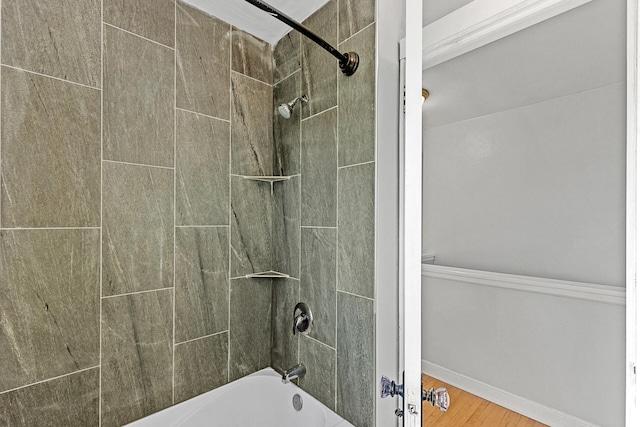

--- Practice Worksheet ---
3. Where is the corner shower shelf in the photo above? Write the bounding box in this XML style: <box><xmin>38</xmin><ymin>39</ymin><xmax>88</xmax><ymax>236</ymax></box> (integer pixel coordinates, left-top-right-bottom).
<box><xmin>242</xmin><ymin>175</ymin><xmax>293</xmax><ymax>194</ymax></box>
<box><xmin>245</xmin><ymin>270</ymin><xmax>290</xmax><ymax>279</ymax></box>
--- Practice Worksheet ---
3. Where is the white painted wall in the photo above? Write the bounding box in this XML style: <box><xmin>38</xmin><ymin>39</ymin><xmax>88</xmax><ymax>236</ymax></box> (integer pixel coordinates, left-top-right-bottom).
<box><xmin>423</xmin><ymin>0</ymin><xmax>473</xmax><ymax>26</ymax></box>
<box><xmin>422</xmin><ymin>273</ymin><xmax>626</xmax><ymax>426</ymax></box>
<box><xmin>375</xmin><ymin>0</ymin><xmax>403</xmax><ymax>424</ymax></box>
<box><xmin>421</xmin><ymin>0</ymin><xmax>627</xmax><ymax>425</ymax></box>
<box><xmin>422</xmin><ymin>0</ymin><xmax>626</xmax><ymax>285</ymax></box>
<box><xmin>424</xmin><ymin>84</ymin><xmax>626</xmax><ymax>286</ymax></box>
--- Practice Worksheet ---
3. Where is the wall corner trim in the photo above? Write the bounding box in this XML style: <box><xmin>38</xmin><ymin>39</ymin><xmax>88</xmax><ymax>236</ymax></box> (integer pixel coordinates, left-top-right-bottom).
<box><xmin>399</xmin><ymin>0</ymin><xmax>591</xmax><ymax>66</ymax></box>
<box><xmin>421</xmin><ymin>264</ymin><xmax>626</xmax><ymax>305</ymax></box>
<box><xmin>421</xmin><ymin>360</ymin><xmax>601</xmax><ymax>427</ymax></box>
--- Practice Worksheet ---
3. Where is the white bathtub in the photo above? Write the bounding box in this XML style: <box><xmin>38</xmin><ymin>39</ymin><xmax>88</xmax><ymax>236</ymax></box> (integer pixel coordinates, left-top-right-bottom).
<box><xmin>127</xmin><ymin>368</ymin><xmax>354</xmax><ymax>427</ymax></box>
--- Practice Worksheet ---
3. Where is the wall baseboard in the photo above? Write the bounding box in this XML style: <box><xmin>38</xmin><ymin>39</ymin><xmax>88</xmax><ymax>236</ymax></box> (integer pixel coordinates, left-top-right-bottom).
<box><xmin>422</xmin><ymin>360</ymin><xmax>600</xmax><ymax>427</ymax></box>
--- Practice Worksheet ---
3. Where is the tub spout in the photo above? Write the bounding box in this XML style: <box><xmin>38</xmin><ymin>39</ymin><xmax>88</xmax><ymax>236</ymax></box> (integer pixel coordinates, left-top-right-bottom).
<box><xmin>282</xmin><ymin>363</ymin><xmax>306</xmax><ymax>383</ymax></box>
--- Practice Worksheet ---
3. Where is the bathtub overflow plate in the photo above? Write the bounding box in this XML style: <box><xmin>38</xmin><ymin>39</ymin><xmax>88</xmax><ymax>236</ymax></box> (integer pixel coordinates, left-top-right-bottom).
<box><xmin>292</xmin><ymin>394</ymin><xmax>303</xmax><ymax>411</ymax></box>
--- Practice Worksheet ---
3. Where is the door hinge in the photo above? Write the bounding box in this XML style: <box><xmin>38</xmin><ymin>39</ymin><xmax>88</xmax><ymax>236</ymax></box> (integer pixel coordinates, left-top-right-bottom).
<box><xmin>403</xmin><ymin>86</ymin><xmax>406</xmax><ymax>113</ymax></box>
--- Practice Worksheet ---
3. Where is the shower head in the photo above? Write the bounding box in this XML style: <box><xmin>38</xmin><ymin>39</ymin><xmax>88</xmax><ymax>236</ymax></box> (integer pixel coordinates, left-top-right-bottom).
<box><xmin>277</xmin><ymin>95</ymin><xmax>308</xmax><ymax>119</ymax></box>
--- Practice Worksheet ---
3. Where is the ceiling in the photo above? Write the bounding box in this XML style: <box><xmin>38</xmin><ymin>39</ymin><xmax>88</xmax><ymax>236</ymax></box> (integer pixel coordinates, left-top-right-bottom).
<box><xmin>423</xmin><ymin>0</ymin><xmax>472</xmax><ymax>26</ymax></box>
<box><xmin>422</xmin><ymin>0</ymin><xmax>626</xmax><ymax>129</ymax></box>
<box><xmin>183</xmin><ymin>0</ymin><xmax>328</xmax><ymax>44</ymax></box>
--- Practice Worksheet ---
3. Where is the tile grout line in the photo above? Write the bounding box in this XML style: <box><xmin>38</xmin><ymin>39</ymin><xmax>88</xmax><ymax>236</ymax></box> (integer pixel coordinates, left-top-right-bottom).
<box><xmin>0</xmin><ymin>227</ymin><xmax>101</xmax><ymax>230</ymax></box>
<box><xmin>0</xmin><ymin>0</ymin><xmax>3</xmax><ymax>231</ymax></box>
<box><xmin>273</xmin><ymin>67</ymin><xmax>301</xmax><ymax>87</ymax></box>
<box><xmin>175</xmin><ymin>224</ymin><xmax>229</xmax><ymax>228</ymax></box>
<box><xmin>175</xmin><ymin>330</ymin><xmax>229</xmax><ymax>346</ymax></box>
<box><xmin>297</xmin><ymin>32</ymin><xmax>303</xmax><ymax>370</ymax></box>
<box><xmin>172</xmin><ymin>0</ymin><xmax>177</xmax><ymax>406</ymax></box>
<box><xmin>103</xmin><ymin>22</ymin><xmax>175</xmax><ymax>51</ymax></box>
<box><xmin>0</xmin><ymin>64</ymin><xmax>100</xmax><ymax>91</ymax></box>
<box><xmin>0</xmin><ymin>0</ymin><xmax>3</xmax><ymax>232</ymax></box>
<box><xmin>102</xmin><ymin>159</ymin><xmax>174</xmax><ymax>170</ymax></box>
<box><xmin>373</xmin><ymin>12</ymin><xmax>379</xmax><ymax>423</ymax></box>
<box><xmin>300</xmin><ymin>105</ymin><xmax>338</xmax><ymax>123</ymax></box>
<box><xmin>227</xmin><ymin>22</ymin><xmax>232</xmax><ymax>385</ymax></box>
<box><xmin>101</xmin><ymin>287</ymin><xmax>174</xmax><ymax>299</ymax></box>
<box><xmin>338</xmin><ymin>160</ymin><xmax>375</xmax><ymax>170</ymax></box>
<box><xmin>305</xmin><ymin>334</ymin><xmax>336</xmax><ymax>352</ymax></box>
<box><xmin>99</xmin><ymin>0</ymin><xmax>104</xmax><ymax>423</ymax></box>
<box><xmin>337</xmin><ymin>289</ymin><xmax>374</xmax><ymax>301</ymax></box>
<box><xmin>335</xmin><ymin>5</ymin><xmax>339</xmax><ymax>411</ymax></box>
<box><xmin>230</xmin><ymin>69</ymin><xmax>273</xmax><ymax>87</ymax></box>
<box><xmin>338</xmin><ymin>21</ymin><xmax>376</xmax><ymax>46</ymax></box>
<box><xmin>0</xmin><ymin>366</ymin><xmax>101</xmax><ymax>396</ymax></box>
<box><xmin>176</xmin><ymin>106</ymin><xmax>230</xmax><ymax>123</ymax></box>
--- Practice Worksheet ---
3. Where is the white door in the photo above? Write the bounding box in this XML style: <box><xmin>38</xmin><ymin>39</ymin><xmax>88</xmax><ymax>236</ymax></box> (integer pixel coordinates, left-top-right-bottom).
<box><xmin>383</xmin><ymin>0</ymin><xmax>425</xmax><ymax>425</ymax></box>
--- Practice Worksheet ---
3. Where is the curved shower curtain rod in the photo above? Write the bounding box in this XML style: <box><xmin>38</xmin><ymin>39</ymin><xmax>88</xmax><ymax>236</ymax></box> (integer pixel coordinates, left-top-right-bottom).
<box><xmin>243</xmin><ymin>0</ymin><xmax>360</xmax><ymax>76</ymax></box>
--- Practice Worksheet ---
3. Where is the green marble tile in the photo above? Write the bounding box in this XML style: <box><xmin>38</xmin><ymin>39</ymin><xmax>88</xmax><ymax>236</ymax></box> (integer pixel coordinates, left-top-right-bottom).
<box><xmin>0</xmin><ymin>229</ymin><xmax>100</xmax><ymax>392</ymax></box>
<box><xmin>273</xmin><ymin>176</ymin><xmax>300</xmax><ymax>278</ymax></box>
<box><xmin>176</xmin><ymin>110</ymin><xmax>229</xmax><ymax>226</ymax></box>
<box><xmin>336</xmin><ymin>292</ymin><xmax>374</xmax><ymax>426</ymax></box>
<box><xmin>301</xmin><ymin>1</ymin><xmax>338</xmax><ymax>118</ymax></box>
<box><xmin>232</xmin><ymin>27</ymin><xmax>273</xmax><ymax>84</ymax></box>
<box><xmin>300</xmin><ymin>337</ymin><xmax>336</xmax><ymax>410</ymax></box>
<box><xmin>231</xmin><ymin>73</ymin><xmax>274</xmax><ymax>176</ymax></box>
<box><xmin>301</xmin><ymin>108</ymin><xmax>337</xmax><ymax>227</ymax></box>
<box><xmin>338</xmin><ymin>162</ymin><xmax>374</xmax><ymax>298</ymax></box>
<box><xmin>229</xmin><ymin>278</ymin><xmax>272</xmax><ymax>381</ymax></box>
<box><xmin>338</xmin><ymin>24</ymin><xmax>376</xmax><ymax>166</ymax></box>
<box><xmin>274</xmin><ymin>71</ymin><xmax>301</xmax><ymax>176</ymax></box>
<box><xmin>175</xmin><ymin>227</ymin><xmax>229</xmax><ymax>343</ymax></box>
<box><xmin>102</xmin><ymin>162</ymin><xmax>174</xmax><ymax>296</ymax></box>
<box><xmin>2</xmin><ymin>0</ymin><xmax>100</xmax><ymax>87</ymax></box>
<box><xmin>1</xmin><ymin>67</ymin><xmax>100</xmax><ymax>228</ymax></box>
<box><xmin>176</xmin><ymin>1</ymin><xmax>230</xmax><ymax>119</ymax></box>
<box><xmin>103</xmin><ymin>25</ymin><xmax>174</xmax><ymax>167</ymax></box>
<box><xmin>0</xmin><ymin>368</ymin><xmax>99</xmax><ymax>426</ymax></box>
<box><xmin>175</xmin><ymin>333</ymin><xmax>229</xmax><ymax>403</ymax></box>
<box><xmin>273</xmin><ymin>32</ymin><xmax>301</xmax><ymax>84</ymax></box>
<box><xmin>230</xmin><ymin>176</ymin><xmax>272</xmax><ymax>277</ymax></box>
<box><xmin>300</xmin><ymin>227</ymin><xmax>336</xmax><ymax>348</ymax></box>
<box><xmin>101</xmin><ymin>290</ymin><xmax>173</xmax><ymax>427</ymax></box>
<box><xmin>104</xmin><ymin>0</ymin><xmax>175</xmax><ymax>47</ymax></box>
<box><xmin>338</xmin><ymin>0</ymin><xmax>375</xmax><ymax>43</ymax></box>
<box><xmin>270</xmin><ymin>278</ymin><xmax>299</xmax><ymax>374</ymax></box>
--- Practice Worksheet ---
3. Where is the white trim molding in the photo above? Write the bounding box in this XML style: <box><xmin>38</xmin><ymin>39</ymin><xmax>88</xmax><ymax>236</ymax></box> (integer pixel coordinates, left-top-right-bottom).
<box><xmin>627</xmin><ymin>0</ymin><xmax>640</xmax><ymax>423</ymax></box>
<box><xmin>422</xmin><ymin>361</ymin><xmax>600</xmax><ymax>427</ymax></box>
<box><xmin>422</xmin><ymin>264</ymin><xmax>625</xmax><ymax>306</ymax></box>
<box><xmin>421</xmin><ymin>253</ymin><xmax>436</xmax><ymax>264</ymax></box>
<box><xmin>400</xmin><ymin>0</ymin><xmax>591</xmax><ymax>67</ymax></box>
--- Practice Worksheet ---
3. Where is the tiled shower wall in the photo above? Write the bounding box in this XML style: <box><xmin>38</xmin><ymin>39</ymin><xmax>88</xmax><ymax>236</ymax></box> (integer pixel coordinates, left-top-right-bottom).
<box><xmin>0</xmin><ymin>0</ymin><xmax>376</xmax><ymax>426</ymax></box>
<box><xmin>270</xmin><ymin>1</ymin><xmax>377</xmax><ymax>426</ymax></box>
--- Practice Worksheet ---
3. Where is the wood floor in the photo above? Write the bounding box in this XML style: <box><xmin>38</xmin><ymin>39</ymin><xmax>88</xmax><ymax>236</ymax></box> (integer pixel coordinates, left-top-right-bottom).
<box><xmin>422</xmin><ymin>375</ymin><xmax>548</xmax><ymax>426</ymax></box>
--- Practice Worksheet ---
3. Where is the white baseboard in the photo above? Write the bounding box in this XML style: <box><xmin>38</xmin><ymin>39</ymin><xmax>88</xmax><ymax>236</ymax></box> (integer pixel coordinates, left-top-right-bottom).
<box><xmin>422</xmin><ymin>360</ymin><xmax>600</xmax><ymax>427</ymax></box>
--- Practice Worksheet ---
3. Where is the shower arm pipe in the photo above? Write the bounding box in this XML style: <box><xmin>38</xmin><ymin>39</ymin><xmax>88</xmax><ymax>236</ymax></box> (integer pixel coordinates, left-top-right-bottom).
<box><xmin>243</xmin><ymin>0</ymin><xmax>360</xmax><ymax>76</ymax></box>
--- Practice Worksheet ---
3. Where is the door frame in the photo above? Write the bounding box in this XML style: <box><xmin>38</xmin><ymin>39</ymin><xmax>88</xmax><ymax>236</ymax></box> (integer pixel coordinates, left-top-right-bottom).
<box><xmin>398</xmin><ymin>0</ymin><xmax>424</xmax><ymax>426</ymax></box>
<box><xmin>400</xmin><ymin>0</ymin><xmax>640</xmax><ymax>424</ymax></box>
<box><xmin>626</xmin><ymin>0</ymin><xmax>639</xmax><ymax>424</ymax></box>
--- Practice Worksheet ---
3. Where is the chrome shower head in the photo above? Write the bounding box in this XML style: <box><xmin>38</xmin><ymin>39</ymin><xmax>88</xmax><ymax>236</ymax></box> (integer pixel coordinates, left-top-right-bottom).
<box><xmin>277</xmin><ymin>95</ymin><xmax>308</xmax><ymax>119</ymax></box>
